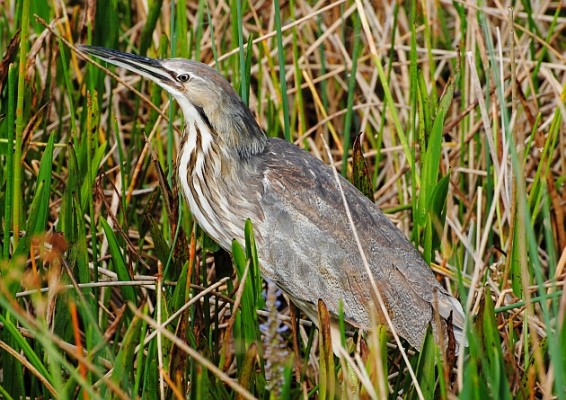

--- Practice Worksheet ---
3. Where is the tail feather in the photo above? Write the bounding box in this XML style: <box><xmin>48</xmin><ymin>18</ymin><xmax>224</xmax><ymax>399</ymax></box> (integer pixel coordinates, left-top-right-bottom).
<box><xmin>438</xmin><ymin>293</ymin><xmax>468</xmax><ymax>347</ymax></box>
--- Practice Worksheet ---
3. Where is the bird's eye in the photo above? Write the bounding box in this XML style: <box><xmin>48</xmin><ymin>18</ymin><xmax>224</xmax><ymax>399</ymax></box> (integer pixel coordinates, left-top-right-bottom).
<box><xmin>177</xmin><ymin>74</ymin><xmax>191</xmax><ymax>82</ymax></box>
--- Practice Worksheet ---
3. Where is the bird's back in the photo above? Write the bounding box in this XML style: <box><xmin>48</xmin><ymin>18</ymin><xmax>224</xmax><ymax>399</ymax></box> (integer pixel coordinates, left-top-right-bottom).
<box><xmin>253</xmin><ymin>138</ymin><xmax>465</xmax><ymax>349</ymax></box>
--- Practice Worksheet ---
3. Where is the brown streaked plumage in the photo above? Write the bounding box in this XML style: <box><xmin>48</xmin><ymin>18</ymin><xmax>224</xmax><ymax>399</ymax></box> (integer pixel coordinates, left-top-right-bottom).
<box><xmin>80</xmin><ymin>45</ymin><xmax>466</xmax><ymax>351</ymax></box>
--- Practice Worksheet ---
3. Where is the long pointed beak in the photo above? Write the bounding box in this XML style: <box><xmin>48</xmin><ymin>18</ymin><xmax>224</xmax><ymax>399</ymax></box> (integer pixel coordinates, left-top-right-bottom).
<box><xmin>78</xmin><ymin>45</ymin><xmax>173</xmax><ymax>85</ymax></box>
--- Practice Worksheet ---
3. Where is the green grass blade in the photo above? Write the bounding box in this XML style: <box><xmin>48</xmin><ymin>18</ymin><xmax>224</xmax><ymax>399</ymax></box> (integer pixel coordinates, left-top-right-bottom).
<box><xmin>417</xmin><ymin>77</ymin><xmax>454</xmax><ymax>230</ymax></box>
<box><xmin>11</xmin><ymin>133</ymin><xmax>55</xmax><ymax>267</ymax></box>
<box><xmin>0</xmin><ymin>312</ymin><xmax>50</xmax><ymax>393</ymax></box>
<box><xmin>409</xmin><ymin>329</ymin><xmax>436</xmax><ymax>399</ymax></box>
<box><xmin>100</xmin><ymin>218</ymin><xmax>137</xmax><ymax>305</ymax></box>
<box><xmin>340</xmin><ymin>12</ymin><xmax>362</xmax><ymax>175</ymax></box>
<box><xmin>3</xmin><ymin>64</ymin><xmax>17</xmax><ymax>258</ymax></box>
<box><xmin>110</xmin><ymin>313</ymin><xmax>143</xmax><ymax>395</ymax></box>
<box><xmin>139</xmin><ymin>0</ymin><xmax>163</xmax><ymax>55</ymax></box>
<box><xmin>273</xmin><ymin>0</ymin><xmax>290</xmax><ymax>141</ymax></box>
<box><xmin>12</xmin><ymin>0</ymin><xmax>31</xmax><ymax>248</ymax></box>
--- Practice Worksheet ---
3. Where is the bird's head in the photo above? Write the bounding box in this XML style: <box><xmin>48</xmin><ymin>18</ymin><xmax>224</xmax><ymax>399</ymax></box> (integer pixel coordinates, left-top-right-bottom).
<box><xmin>79</xmin><ymin>45</ymin><xmax>266</xmax><ymax>159</ymax></box>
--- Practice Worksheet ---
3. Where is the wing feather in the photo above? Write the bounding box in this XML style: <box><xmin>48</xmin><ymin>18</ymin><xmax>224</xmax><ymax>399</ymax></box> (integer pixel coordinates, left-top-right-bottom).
<box><xmin>252</xmin><ymin>138</ymin><xmax>465</xmax><ymax>348</ymax></box>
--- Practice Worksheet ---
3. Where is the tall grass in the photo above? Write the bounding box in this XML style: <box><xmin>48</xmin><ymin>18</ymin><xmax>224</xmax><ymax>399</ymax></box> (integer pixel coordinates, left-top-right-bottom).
<box><xmin>0</xmin><ymin>0</ymin><xmax>564</xmax><ymax>398</ymax></box>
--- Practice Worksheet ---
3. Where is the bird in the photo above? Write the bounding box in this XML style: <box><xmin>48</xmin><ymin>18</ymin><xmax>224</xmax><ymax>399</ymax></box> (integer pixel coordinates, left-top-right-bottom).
<box><xmin>79</xmin><ymin>45</ymin><xmax>466</xmax><ymax>353</ymax></box>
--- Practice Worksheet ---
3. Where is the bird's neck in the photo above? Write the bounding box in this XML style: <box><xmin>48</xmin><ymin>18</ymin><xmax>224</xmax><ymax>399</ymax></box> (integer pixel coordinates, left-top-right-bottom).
<box><xmin>175</xmin><ymin>102</ymin><xmax>265</xmax><ymax>249</ymax></box>
<box><xmin>208</xmin><ymin>100</ymin><xmax>268</xmax><ymax>160</ymax></box>
<box><xmin>178</xmin><ymin>100</ymin><xmax>266</xmax><ymax>164</ymax></box>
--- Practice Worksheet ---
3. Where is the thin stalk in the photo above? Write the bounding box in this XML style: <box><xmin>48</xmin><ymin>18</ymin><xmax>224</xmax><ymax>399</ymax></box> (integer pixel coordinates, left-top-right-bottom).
<box><xmin>13</xmin><ymin>0</ymin><xmax>31</xmax><ymax>247</ymax></box>
<box><xmin>168</xmin><ymin>0</ymin><xmax>177</xmax><ymax>185</ymax></box>
<box><xmin>290</xmin><ymin>0</ymin><xmax>306</xmax><ymax>141</ymax></box>
<box><xmin>194</xmin><ymin>0</ymin><xmax>205</xmax><ymax>60</ymax></box>
<box><xmin>86</xmin><ymin>91</ymin><xmax>99</xmax><ymax>290</ymax></box>
<box><xmin>236</xmin><ymin>0</ymin><xmax>248</xmax><ymax>105</ymax></box>
<box><xmin>273</xmin><ymin>0</ymin><xmax>291</xmax><ymax>141</ymax></box>
<box><xmin>340</xmin><ymin>13</ymin><xmax>362</xmax><ymax>175</ymax></box>
<box><xmin>206</xmin><ymin>4</ymin><xmax>219</xmax><ymax>65</ymax></box>
<box><xmin>372</xmin><ymin>2</ymin><xmax>399</xmax><ymax>188</ymax></box>
<box><xmin>4</xmin><ymin>64</ymin><xmax>17</xmax><ymax>258</ymax></box>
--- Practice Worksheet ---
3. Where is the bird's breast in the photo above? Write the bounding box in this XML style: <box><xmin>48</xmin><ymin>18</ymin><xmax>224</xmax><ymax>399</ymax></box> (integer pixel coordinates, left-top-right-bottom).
<box><xmin>176</xmin><ymin>125</ymin><xmax>262</xmax><ymax>251</ymax></box>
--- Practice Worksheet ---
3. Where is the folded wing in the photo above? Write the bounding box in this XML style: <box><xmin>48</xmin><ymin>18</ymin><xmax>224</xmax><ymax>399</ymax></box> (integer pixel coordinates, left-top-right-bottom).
<box><xmin>254</xmin><ymin>138</ymin><xmax>466</xmax><ymax>349</ymax></box>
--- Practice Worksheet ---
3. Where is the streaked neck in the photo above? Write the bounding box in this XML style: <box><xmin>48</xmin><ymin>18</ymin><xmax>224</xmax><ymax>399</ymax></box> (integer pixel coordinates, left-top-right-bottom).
<box><xmin>175</xmin><ymin>99</ymin><xmax>264</xmax><ymax>249</ymax></box>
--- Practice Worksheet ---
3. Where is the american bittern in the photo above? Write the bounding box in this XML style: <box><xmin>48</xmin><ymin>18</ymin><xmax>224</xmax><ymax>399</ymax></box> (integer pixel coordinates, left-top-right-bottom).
<box><xmin>80</xmin><ymin>45</ymin><xmax>466</xmax><ymax>352</ymax></box>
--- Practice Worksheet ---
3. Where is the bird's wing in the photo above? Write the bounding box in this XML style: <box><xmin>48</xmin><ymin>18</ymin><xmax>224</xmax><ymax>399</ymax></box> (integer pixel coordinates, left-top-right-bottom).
<box><xmin>254</xmin><ymin>138</ymin><xmax>464</xmax><ymax>348</ymax></box>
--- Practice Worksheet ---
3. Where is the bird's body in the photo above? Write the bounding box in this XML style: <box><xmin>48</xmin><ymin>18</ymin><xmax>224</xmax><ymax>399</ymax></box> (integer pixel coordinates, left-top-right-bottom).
<box><xmin>81</xmin><ymin>46</ymin><xmax>466</xmax><ymax>350</ymax></box>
